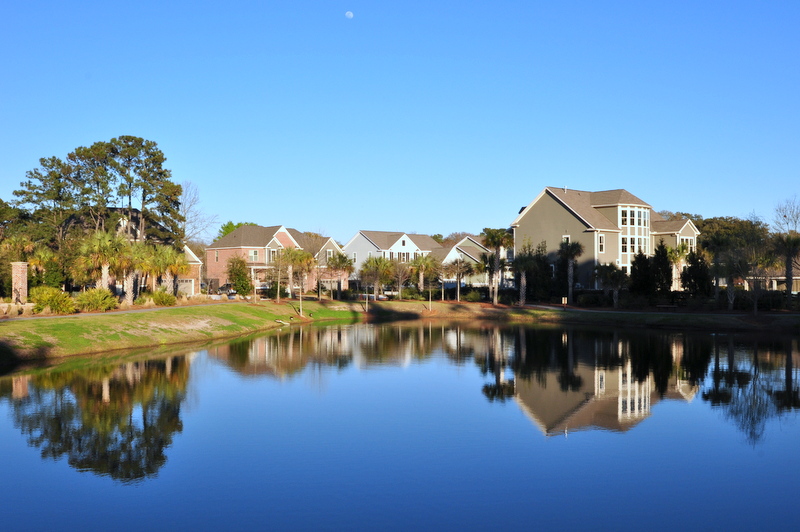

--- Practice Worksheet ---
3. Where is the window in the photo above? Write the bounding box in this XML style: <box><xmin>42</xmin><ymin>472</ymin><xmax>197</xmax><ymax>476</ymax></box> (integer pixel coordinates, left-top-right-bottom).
<box><xmin>249</xmin><ymin>250</ymin><xmax>258</xmax><ymax>262</ymax></box>
<box><xmin>621</xmin><ymin>210</ymin><xmax>628</xmax><ymax>225</ymax></box>
<box><xmin>270</xmin><ymin>249</ymin><xmax>277</xmax><ymax>262</ymax></box>
<box><xmin>402</xmin><ymin>239</ymin><xmax>406</xmax><ymax>246</ymax></box>
<box><xmin>562</xmin><ymin>235</ymin><xmax>570</xmax><ymax>243</ymax></box>
<box><xmin>637</xmin><ymin>210</ymin><xmax>642</xmax><ymax>226</ymax></box>
<box><xmin>599</xmin><ymin>234</ymin><xmax>605</xmax><ymax>253</ymax></box>
<box><xmin>327</xmin><ymin>249</ymin><xmax>334</xmax><ymax>259</ymax></box>
<box><xmin>622</xmin><ymin>237</ymin><xmax>628</xmax><ymax>253</ymax></box>
<box><xmin>215</xmin><ymin>250</ymin><xmax>219</xmax><ymax>263</ymax></box>
<box><xmin>353</xmin><ymin>252</ymin><xmax>357</xmax><ymax>262</ymax></box>
<box><xmin>389</xmin><ymin>252</ymin><xmax>394</xmax><ymax>260</ymax></box>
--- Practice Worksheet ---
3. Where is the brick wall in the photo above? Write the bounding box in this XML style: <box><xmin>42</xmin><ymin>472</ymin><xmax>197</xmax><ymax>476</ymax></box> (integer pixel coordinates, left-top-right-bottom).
<box><xmin>11</xmin><ymin>262</ymin><xmax>28</xmax><ymax>303</ymax></box>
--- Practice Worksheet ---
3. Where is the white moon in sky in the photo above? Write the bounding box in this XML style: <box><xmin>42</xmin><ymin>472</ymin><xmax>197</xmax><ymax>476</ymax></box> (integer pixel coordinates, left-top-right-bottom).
<box><xmin>345</xmin><ymin>11</ymin><xmax>354</xmax><ymax>19</ymax></box>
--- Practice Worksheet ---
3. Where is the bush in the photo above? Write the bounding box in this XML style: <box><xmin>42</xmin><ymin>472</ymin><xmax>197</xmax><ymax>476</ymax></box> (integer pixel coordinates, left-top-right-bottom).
<box><xmin>134</xmin><ymin>295</ymin><xmax>151</xmax><ymax>306</ymax></box>
<box><xmin>401</xmin><ymin>286</ymin><xmax>425</xmax><ymax>301</ymax></box>
<box><xmin>75</xmin><ymin>288</ymin><xmax>118</xmax><ymax>312</ymax></box>
<box><xmin>30</xmin><ymin>286</ymin><xmax>76</xmax><ymax>315</ymax></box>
<box><xmin>152</xmin><ymin>289</ymin><xmax>177</xmax><ymax>307</ymax></box>
<box><xmin>577</xmin><ymin>292</ymin><xmax>610</xmax><ymax>307</ymax></box>
<box><xmin>463</xmin><ymin>290</ymin><xmax>483</xmax><ymax>302</ymax></box>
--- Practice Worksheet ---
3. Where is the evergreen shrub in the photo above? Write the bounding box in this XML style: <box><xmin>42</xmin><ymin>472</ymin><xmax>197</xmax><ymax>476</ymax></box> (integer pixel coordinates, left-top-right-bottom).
<box><xmin>76</xmin><ymin>288</ymin><xmax>118</xmax><ymax>312</ymax></box>
<box><xmin>30</xmin><ymin>286</ymin><xmax>76</xmax><ymax>315</ymax></box>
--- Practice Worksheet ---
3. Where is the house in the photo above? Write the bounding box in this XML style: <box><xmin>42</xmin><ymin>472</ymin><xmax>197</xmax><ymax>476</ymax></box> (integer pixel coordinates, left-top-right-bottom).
<box><xmin>205</xmin><ymin>225</ymin><xmax>346</xmax><ymax>293</ymax></box>
<box><xmin>511</xmin><ymin>187</ymin><xmax>700</xmax><ymax>290</ymax></box>
<box><xmin>110</xmin><ymin>208</ymin><xmax>203</xmax><ymax>295</ymax></box>
<box><xmin>342</xmin><ymin>230</ymin><xmax>443</xmax><ymax>277</ymax></box>
<box><xmin>176</xmin><ymin>246</ymin><xmax>203</xmax><ymax>296</ymax></box>
<box><xmin>431</xmin><ymin>236</ymin><xmax>491</xmax><ymax>287</ymax></box>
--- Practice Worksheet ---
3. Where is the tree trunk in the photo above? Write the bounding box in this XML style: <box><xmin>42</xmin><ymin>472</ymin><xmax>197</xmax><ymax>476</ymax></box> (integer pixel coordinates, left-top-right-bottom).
<box><xmin>613</xmin><ymin>288</ymin><xmax>619</xmax><ymax>308</ymax></box>
<box><xmin>567</xmin><ymin>261</ymin><xmax>574</xmax><ymax>305</ymax></box>
<box><xmin>124</xmin><ymin>271</ymin><xmax>135</xmax><ymax>306</ymax></box>
<box><xmin>101</xmin><ymin>263</ymin><xmax>110</xmax><ymax>291</ymax></box>
<box><xmin>519</xmin><ymin>272</ymin><xmax>527</xmax><ymax>306</ymax></box>
<box><xmin>786</xmin><ymin>256</ymin><xmax>794</xmax><ymax>308</ymax></box>
<box><xmin>287</xmin><ymin>265</ymin><xmax>294</xmax><ymax>299</ymax></box>
<box><xmin>163</xmin><ymin>271</ymin><xmax>174</xmax><ymax>295</ymax></box>
<box><xmin>299</xmin><ymin>273</ymin><xmax>305</xmax><ymax>316</ymax></box>
<box><xmin>727</xmin><ymin>275</ymin><xmax>735</xmax><ymax>311</ymax></box>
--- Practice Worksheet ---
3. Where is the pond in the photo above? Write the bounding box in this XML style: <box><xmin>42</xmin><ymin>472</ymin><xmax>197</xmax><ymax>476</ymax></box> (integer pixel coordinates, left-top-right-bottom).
<box><xmin>1</xmin><ymin>322</ymin><xmax>799</xmax><ymax>530</ymax></box>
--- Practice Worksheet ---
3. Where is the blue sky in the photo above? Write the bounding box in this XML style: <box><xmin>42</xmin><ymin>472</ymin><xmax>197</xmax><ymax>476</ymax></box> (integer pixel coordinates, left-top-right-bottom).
<box><xmin>2</xmin><ymin>1</ymin><xmax>798</xmax><ymax>243</ymax></box>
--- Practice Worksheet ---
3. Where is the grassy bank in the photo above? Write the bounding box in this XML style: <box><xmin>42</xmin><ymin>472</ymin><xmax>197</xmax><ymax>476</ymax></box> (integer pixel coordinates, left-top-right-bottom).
<box><xmin>0</xmin><ymin>300</ymin><xmax>363</xmax><ymax>362</ymax></box>
<box><xmin>2</xmin><ymin>299</ymin><xmax>799</xmax><ymax>369</ymax></box>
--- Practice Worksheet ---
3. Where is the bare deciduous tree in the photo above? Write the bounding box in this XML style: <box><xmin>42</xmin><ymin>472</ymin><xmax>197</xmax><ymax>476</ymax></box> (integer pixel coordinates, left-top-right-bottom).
<box><xmin>179</xmin><ymin>181</ymin><xmax>218</xmax><ymax>244</ymax></box>
<box><xmin>774</xmin><ymin>195</ymin><xmax>800</xmax><ymax>234</ymax></box>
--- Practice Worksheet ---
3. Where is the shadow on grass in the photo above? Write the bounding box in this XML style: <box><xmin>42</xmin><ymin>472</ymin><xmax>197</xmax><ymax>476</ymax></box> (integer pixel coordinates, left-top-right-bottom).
<box><xmin>366</xmin><ymin>303</ymin><xmax>421</xmax><ymax>323</ymax></box>
<box><xmin>0</xmin><ymin>341</ymin><xmax>50</xmax><ymax>376</ymax></box>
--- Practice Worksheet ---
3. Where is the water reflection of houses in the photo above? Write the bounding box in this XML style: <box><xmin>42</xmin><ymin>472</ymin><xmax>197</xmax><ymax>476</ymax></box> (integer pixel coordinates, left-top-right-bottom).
<box><xmin>513</xmin><ymin>331</ymin><xmax>698</xmax><ymax>437</ymax></box>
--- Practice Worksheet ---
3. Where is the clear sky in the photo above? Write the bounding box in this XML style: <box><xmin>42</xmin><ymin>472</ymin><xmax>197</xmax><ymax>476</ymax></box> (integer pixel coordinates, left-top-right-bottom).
<box><xmin>2</xmin><ymin>1</ymin><xmax>798</xmax><ymax>243</ymax></box>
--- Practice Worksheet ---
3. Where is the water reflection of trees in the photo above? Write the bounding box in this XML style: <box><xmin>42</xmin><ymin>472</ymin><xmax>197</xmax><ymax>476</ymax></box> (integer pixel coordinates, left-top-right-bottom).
<box><xmin>701</xmin><ymin>336</ymin><xmax>799</xmax><ymax>444</ymax></box>
<box><xmin>0</xmin><ymin>356</ymin><xmax>189</xmax><ymax>482</ymax></box>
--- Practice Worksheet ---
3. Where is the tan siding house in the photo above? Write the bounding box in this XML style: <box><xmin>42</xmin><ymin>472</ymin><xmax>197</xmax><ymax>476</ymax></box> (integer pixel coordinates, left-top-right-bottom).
<box><xmin>511</xmin><ymin>187</ymin><xmax>700</xmax><ymax>290</ymax></box>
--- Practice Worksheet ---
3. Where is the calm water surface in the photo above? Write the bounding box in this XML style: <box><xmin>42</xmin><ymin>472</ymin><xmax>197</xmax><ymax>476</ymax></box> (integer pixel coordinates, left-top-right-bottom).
<box><xmin>1</xmin><ymin>322</ymin><xmax>799</xmax><ymax>530</ymax></box>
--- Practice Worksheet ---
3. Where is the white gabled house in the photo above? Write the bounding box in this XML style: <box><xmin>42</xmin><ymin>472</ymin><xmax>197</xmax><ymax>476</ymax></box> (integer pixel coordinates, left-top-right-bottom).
<box><xmin>342</xmin><ymin>230</ymin><xmax>443</xmax><ymax>277</ymax></box>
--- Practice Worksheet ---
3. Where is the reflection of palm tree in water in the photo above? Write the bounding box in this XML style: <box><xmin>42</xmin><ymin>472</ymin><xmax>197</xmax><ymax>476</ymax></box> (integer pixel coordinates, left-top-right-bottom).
<box><xmin>557</xmin><ymin>330</ymin><xmax>583</xmax><ymax>392</ymax></box>
<box><xmin>10</xmin><ymin>356</ymin><xmax>188</xmax><ymax>482</ymax></box>
<box><xmin>481</xmin><ymin>327</ymin><xmax>515</xmax><ymax>402</ymax></box>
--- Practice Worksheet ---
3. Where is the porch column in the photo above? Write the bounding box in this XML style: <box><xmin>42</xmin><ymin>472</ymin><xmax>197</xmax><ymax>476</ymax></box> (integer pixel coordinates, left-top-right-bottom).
<box><xmin>11</xmin><ymin>262</ymin><xmax>28</xmax><ymax>304</ymax></box>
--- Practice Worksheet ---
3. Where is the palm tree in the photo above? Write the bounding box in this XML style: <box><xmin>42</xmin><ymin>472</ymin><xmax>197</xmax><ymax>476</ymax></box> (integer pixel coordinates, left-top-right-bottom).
<box><xmin>28</xmin><ymin>245</ymin><xmax>55</xmax><ymax>278</ymax></box>
<box><xmin>360</xmin><ymin>256</ymin><xmax>391</xmax><ymax>310</ymax></box>
<box><xmin>481</xmin><ymin>228</ymin><xmax>513</xmax><ymax>305</ymax></box>
<box><xmin>409</xmin><ymin>254</ymin><xmax>440</xmax><ymax>293</ymax></box>
<box><xmin>286</xmin><ymin>249</ymin><xmax>316</xmax><ymax>316</ymax></box>
<box><xmin>512</xmin><ymin>247</ymin><xmax>535</xmax><ymax>306</ymax></box>
<box><xmin>0</xmin><ymin>235</ymin><xmax>35</xmax><ymax>262</ymax></box>
<box><xmin>116</xmin><ymin>241</ymin><xmax>148</xmax><ymax>305</ymax></box>
<box><xmin>773</xmin><ymin>232</ymin><xmax>800</xmax><ymax>307</ymax></box>
<box><xmin>80</xmin><ymin>231</ymin><xmax>124</xmax><ymax>290</ymax></box>
<box><xmin>595</xmin><ymin>262</ymin><xmax>627</xmax><ymax>308</ymax></box>
<box><xmin>326</xmin><ymin>252</ymin><xmax>354</xmax><ymax>300</ymax></box>
<box><xmin>154</xmin><ymin>245</ymin><xmax>189</xmax><ymax>295</ymax></box>
<box><xmin>558</xmin><ymin>240</ymin><xmax>584</xmax><ymax>305</ymax></box>
<box><xmin>444</xmin><ymin>259</ymin><xmax>474</xmax><ymax>302</ymax></box>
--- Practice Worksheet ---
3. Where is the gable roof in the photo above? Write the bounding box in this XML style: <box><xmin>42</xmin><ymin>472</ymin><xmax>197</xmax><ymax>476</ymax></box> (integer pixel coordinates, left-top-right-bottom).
<box><xmin>287</xmin><ymin>229</ymin><xmax>342</xmax><ymax>257</ymax></box>
<box><xmin>407</xmin><ymin>233</ymin><xmax>443</xmax><ymax>251</ymax></box>
<box><xmin>354</xmin><ymin>230</ymin><xmax>443</xmax><ymax>252</ymax></box>
<box><xmin>512</xmin><ymin>187</ymin><xmax>653</xmax><ymax>232</ymax></box>
<box><xmin>359</xmin><ymin>231</ymin><xmax>405</xmax><ymax>250</ymax></box>
<box><xmin>207</xmin><ymin>225</ymin><xmax>284</xmax><ymax>249</ymax></box>
<box><xmin>651</xmin><ymin>219</ymin><xmax>701</xmax><ymax>236</ymax></box>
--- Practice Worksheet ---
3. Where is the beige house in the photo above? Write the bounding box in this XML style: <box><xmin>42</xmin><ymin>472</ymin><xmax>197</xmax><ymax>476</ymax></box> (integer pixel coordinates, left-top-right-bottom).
<box><xmin>511</xmin><ymin>187</ymin><xmax>700</xmax><ymax>289</ymax></box>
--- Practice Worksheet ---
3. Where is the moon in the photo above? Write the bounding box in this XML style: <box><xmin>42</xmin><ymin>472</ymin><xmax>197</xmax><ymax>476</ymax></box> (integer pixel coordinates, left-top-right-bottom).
<box><xmin>345</xmin><ymin>11</ymin><xmax>354</xmax><ymax>19</ymax></box>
